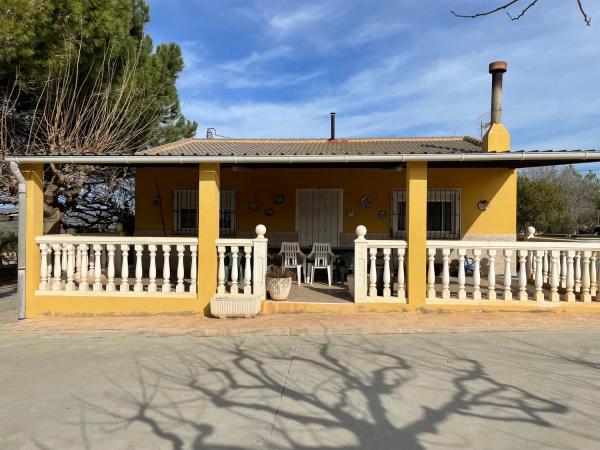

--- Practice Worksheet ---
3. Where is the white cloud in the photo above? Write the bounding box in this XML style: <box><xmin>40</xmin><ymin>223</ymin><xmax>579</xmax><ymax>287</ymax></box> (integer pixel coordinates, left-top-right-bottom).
<box><xmin>269</xmin><ymin>5</ymin><xmax>327</xmax><ymax>34</ymax></box>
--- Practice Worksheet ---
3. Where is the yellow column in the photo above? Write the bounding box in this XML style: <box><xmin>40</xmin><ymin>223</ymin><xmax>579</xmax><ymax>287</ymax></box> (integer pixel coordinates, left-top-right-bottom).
<box><xmin>406</xmin><ymin>161</ymin><xmax>427</xmax><ymax>307</ymax></box>
<box><xmin>197</xmin><ymin>163</ymin><xmax>220</xmax><ymax>316</ymax></box>
<box><xmin>21</xmin><ymin>164</ymin><xmax>44</xmax><ymax>317</ymax></box>
<box><xmin>482</xmin><ymin>123</ymin><xmax>510</xmax><ymax>152</ymax></box>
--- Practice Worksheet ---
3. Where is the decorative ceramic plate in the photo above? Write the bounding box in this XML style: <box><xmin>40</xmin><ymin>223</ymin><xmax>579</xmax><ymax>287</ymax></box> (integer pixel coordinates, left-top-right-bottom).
<box><xmin>273</xmin><ymin>194</ymin><xmax>284</xmax><ymax>205</ymax></box>
<box><xmin>360</xmin><ymin>196</ymin><xmax>373</xmax><ymax>209</ymax></box>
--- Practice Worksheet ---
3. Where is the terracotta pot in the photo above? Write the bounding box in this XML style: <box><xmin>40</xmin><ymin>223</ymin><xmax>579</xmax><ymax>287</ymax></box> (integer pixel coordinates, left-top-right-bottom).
<box><xmin>266</xmin><ymin>276</ymin><xmax>292</xmax><ymax>300</ymax></box>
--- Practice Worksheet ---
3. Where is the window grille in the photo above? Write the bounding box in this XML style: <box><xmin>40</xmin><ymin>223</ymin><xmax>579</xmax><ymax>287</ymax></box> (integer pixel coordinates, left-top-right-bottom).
<box><xmin>172</xmin><ymin>188</ymin><xmax>236</xmax><ymax>236</ymax></box>
<box><xmin>391</xmin><ymin>189</ymin><xmax>461</xmax><ymax>239</ymax></box>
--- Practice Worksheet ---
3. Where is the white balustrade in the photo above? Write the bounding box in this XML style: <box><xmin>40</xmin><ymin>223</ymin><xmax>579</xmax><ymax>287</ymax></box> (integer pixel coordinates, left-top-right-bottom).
<box><xmin>424</xmin><ymin>240</ymin><xmax>600</xmax><ymax>304</ymax></box>
<box><xmin>352</xmin><ymin>227</ymin><xmax>407</xmax><ymax>302</ymax></box>
<box><xmin>35</xmin><ymin>236</ymin><xmax>198</xmax><ymax>295</ymax></box>
<box><xmin>214</xmin><ymin>225</ymin><xmax>268</xmax><ymax>297</ymax></box>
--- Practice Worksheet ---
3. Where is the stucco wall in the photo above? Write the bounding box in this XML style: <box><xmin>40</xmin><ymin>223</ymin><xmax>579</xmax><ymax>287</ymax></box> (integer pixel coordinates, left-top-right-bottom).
<box><xmin>135</xmin><ymin>166</ymin><xmax>516</xmax><ymax>244</ymax></box>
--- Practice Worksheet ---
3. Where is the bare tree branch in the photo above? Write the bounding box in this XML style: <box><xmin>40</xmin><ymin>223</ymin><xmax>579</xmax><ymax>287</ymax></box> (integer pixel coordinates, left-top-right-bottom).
<box><xmin>577</xmin><ymin>0</ymin><xmax>592</xmax><ymax>26</ymax></box>
<box><xmin>507</xmin><ymin>0</ymin><xmax>540</xmax><ymax>21</ymax></box>
<box><xmin>452</xmin><ymin>0</ymin><xmax>592</xmax><ymax>26</ymax></box>
<box><xmin>451</xmin><ymin>0</ymin><xmax>522</xmax><ymax>19</ymax></box>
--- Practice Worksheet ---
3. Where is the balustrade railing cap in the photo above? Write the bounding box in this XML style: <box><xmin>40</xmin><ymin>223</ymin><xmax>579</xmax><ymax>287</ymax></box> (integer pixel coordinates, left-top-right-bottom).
<box><xmin>356</xmin><ymin>225</ymin><xmax>367</xmax><ymax>239</ymax></box>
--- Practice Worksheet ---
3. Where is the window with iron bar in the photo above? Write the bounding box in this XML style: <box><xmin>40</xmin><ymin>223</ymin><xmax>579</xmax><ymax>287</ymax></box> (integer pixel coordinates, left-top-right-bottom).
<box><xmin>172</xmin><ymin>188</ymin><xmax>236</xmax><ymax>236</ymax></box>
<box><xmin>391</xmin><ymin>189</ymin><xmax>461</xmax><ymax>239</ymax></box>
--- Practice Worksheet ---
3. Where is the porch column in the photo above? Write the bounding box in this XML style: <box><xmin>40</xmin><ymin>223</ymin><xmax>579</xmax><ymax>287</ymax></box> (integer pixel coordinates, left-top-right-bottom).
<box><xmin>22</xmin><ymin>164</ymin><xmax>44</xmax><ymax>318</ymax></box>
<box><xmin>197</xmin><ymin>163</ymin><xmax>220</xmax><ymax>316</ymax></box>
<box><xmin>406</xmin><ymin>161</ymin><xmax>427</xmax><ymax>307</ymax></box>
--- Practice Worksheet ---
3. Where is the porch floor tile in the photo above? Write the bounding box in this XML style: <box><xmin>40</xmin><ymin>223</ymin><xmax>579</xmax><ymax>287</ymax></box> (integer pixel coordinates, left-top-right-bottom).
<box><xmin>286</xmin><ymin>282</ymin><xmax>353</xmax><ymax>304</ymax></box>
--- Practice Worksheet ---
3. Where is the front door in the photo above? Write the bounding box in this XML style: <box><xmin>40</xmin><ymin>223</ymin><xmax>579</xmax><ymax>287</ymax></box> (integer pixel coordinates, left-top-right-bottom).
<box><xmin>296</xmin><ymin>189</ymin><xmax>342</xmax><ymax>247</ymax></box>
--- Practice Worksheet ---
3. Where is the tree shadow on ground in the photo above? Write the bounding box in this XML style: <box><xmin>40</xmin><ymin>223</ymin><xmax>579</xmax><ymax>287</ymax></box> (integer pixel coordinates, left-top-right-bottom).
<box><xmin>75</xmin><ymin>336</ymin><xmax>569</xmax><ymax>449</ymax></box>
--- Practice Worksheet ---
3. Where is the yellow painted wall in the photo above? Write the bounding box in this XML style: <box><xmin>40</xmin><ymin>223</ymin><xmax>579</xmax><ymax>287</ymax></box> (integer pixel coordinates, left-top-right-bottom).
<box><xmin>136</xmin><ymin>166</ymin><xmax>517</xmax><ymax>238</ymax></box>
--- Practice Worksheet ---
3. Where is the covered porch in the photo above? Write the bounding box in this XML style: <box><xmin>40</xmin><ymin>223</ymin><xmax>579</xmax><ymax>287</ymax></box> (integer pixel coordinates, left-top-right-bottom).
<box><xmin>11</xmin><ymin>155</ymin><xmax>600</xmax><ymax>318</ymax></box>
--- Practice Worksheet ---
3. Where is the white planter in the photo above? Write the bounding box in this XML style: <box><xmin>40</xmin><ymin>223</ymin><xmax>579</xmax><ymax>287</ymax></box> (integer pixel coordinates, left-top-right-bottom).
<box><xmin>266</xmin><ymin>277</ymin><xmax>292</xmax><ymax>300</ymax></box>
<box><xmin>210</xmin><ymin>294</ymin><xmax>261</xmax><ymax>319</ymax></box>
<box><xmin>347</xmin><ymin>275</ymin><xmax>355</xmax><ymax>298</ymax></box>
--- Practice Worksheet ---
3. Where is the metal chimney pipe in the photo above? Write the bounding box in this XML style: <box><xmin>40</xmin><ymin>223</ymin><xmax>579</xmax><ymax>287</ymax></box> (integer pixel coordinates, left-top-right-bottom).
<box><xmin>330</xmin><ymin>112</ymin><xmax>336</xmax><ymax>140</ymax></box>
<box><xmin>489</xmin><ymin>61</ymin><xmax>507</xmax><ymax>124</ymax></box>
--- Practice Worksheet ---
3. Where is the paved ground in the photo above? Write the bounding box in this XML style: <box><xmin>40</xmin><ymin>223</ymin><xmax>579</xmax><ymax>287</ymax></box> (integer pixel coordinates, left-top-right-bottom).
<box><xmin>0</xmin><ymin>283</ymin><xmax>17</xmax><ymax>324</ymax></box>
<box><xmin>2</xmin><ymin>330</ymin><xmax>600</xmax><ymax>449</ymax></box>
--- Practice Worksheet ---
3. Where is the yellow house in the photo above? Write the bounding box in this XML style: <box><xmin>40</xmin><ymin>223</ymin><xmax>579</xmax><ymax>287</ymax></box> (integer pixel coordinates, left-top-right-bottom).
<box><xmin>7</xmin><ymin>61</ymin><xmax>600</xmax><ymax>318</ymax></box>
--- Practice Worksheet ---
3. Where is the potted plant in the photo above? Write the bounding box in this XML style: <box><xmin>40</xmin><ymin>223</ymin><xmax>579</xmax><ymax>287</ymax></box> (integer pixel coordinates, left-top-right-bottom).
<box><xmin>266</xmin><ymin>267</ymin><xmax>293</xmax><ymax>300</ymax></box>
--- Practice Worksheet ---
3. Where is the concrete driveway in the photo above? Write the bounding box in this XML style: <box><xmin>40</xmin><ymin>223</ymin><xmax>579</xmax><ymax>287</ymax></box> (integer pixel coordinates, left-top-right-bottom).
<box><xmin>0</xmin><ymin>284</ymin><xmax>16</xmax><ymax>324</ymax></box>
<box><xmin>1</xmin><ymin>330</ymin><xmax>600</xmax><ymax>449</ymax></box>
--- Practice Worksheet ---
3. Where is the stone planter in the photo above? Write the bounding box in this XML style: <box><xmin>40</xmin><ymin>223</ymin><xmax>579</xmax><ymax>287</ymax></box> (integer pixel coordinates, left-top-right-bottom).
<box><xmin>266</xmin><ymin>276</ymin><xmax>292</xmax><ymax>300</ymax></box>
<box><xmin>210</xmin><ymin>294</ymin><xmax>261</xmax><ymax>319</ymax></box>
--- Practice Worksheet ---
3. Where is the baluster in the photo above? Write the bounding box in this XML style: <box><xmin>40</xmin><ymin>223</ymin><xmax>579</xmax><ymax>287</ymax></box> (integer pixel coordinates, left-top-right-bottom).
<box><xmin>105</xmin><ymin>244</ymin><xmax>116</xmax><ymax>292</ymax></box>
<box><xmin>590</xmin><ymin>251</ymin><xmax>598</xmax><ymax>297</ymax></box>
<box><xmin>230</xmin><ymin>246</ymin><xmax>239</xmax><ymax>294</ymax></box>
<box><xmin>243</xmin><ymin>245</ymin><xmax>252</xmax><ymax>294</ymax></box>
<box><xmin>542</xmin><ymin>251</ymin><xmax>549</xmax><ymax>284</ymax></box>
<box><xmin>368</xmin><ymin>247</ymin><xmax>377</xmax><ymax>297</ymax></box>
<box><xmin>93</xmin><ymin>244</ymin><xmax>102</xmax><ymax>291</ymax></box>
<box><xmin>581</xmin><ymin>250</ymin><xmax>591</xmax><ymax>302</ymax></box>
<box><xmin>144</xmin><ymin>244</ymin><xmax>156</xmax><ymax>293</ymax></box>
<box><xmin>473</xmin><ymin>249</ymin><xmax>482</xmax><ymax>300</ymax></box>
<box><xmin>79</xmin><ymin>244</ymin><xmax>89</xmax><ymax>291</ymax></box>
<box><xmin>39</xmin><ymin>244</ymin><xmax>48</xmax><ymax>291</ymax></box>
<box><xmin>100</xmin><ymin>246</ymin><xmax>107</xmax><ymax>272</ymax></box>
<box><xmin>65</xmin><ymin>244</ymin><xmax>75</xmax><ymax>291</ymax></box>
<box><xmin>397</xmin><ymin>249</ymin><xmax>405</xmax><ymax>300</ymax></box>
<box><xmin>503</xmin><ymin>249</ymin><xmax>512</xmax><ymax>300</ymax></box>
<box><xmin>46</xmin><ymin>250</ymin><xmax>52</xmax><ymax>283</ymax></box>
<box><xmin>427</xmin><ymin>248</ymin><xmax>436</xmax><ymax>300</ymax></box>
<box><xmin>120</xmin><ymin>244</ymin><xmax>130</xmax><ymax>292</ymax></box>
<box><xmin>176</xmin><ymin>245</ymin><xmax>185</xmax><ymax>293</ymax></box>
<box><xmin>382</xmin><ymin>248</ymin><xmax>391</xmax><ymax>297</ymax></box>
<box><xmin>526</xmin><ymin>250</ymin><xmax>534</xmax><ymax>282</ymax></box>
<box><xmin>134</xmin><ymin>244</ymin><xmax>144</xmax><ymax>293</ymax></box>
<box><xmin>190</xmin><ymin>245</ymin><xmax>198</xmax><ymax>295</ymax></box>
<box><xmin>574</xmin><ymin>251</ymin><xmax>581</xmax><ymax>292</ymax></box>
<box><xmin>457</xmin><ymin>248</ymin><xmax>466</xmax><ymax>299</ymax></box>
<box><xmin>560</xmin><ymin>251</ymin><xmax>567</xmax><ymax>288</ymax></box>
<box><xmin>534</xmin><ymin>250</ymin><xmax>544</xmax><ymax>302</ymax></box>
<box><xmin>61</xmin><ymin>244</ymin><xmax>68</xmax><ymax>274</ymax></box>
<box><xmin>75</xmin><ymin>244</ymin><xmax>82</xmax><ymax>282</ymax></box>
<box><xmin>217</xmin><ymin>246</ymin><xmax>226</xmax><ymax>294</ymax></box>
<box><xmin>441</xmin><ymin>248</ymin><xmax>450</xmax><ymax>299</ymax></box>
<box><xmin>161</xmin><ymin>245</ymin><xmax>171</xmax><ymax>293</ymax></box>
<box><xmin>52</xmin><ymin>243</ymin><xmax>62</xmax><ymax>291</ymax></box>
<box><xmin>550</xmin><ymin>250</ymin><xmax>560</xmax><ymax>302</ymax></box>
<box><xmin>88</xmin><ymin>246</ymin><xmax>95</xmax><ymax>278</ymax></box>
<box><xmin>488</xmin><ymin>249</ymin><xmax>496</xmax><ymax>300</ymax></box>
<box><xmin>518</xmin><ymin>249</ymin><xmax>528</xmax><ymax>301</ymax></box>
<box><xmin>565</xmin><ymin>250</ymin><xmax>575</xmax><ymax>302</ymax></box>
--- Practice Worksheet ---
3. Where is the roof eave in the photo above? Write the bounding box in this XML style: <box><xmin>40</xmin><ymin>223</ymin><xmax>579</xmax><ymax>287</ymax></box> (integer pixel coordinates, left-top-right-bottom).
<box><xmin>4</xmin><ymin>151</ymin><xmax>600</xmax><ymax>166</ymax></box>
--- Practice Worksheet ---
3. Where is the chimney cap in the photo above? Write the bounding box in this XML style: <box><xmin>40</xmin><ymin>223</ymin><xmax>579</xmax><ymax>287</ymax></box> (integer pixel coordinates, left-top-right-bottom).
<box><xmin>489</xmin><ymin>61</ymin><xmax>507</xmax><ymax>74</ymax></box>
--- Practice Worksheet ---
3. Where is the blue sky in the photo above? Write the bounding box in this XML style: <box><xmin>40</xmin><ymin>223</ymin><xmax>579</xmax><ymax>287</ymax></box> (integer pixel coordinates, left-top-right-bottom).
<box><xmin>146</xmin><ymin>0</ymin><xmax>600</xmax><ymax>151</ymax></box>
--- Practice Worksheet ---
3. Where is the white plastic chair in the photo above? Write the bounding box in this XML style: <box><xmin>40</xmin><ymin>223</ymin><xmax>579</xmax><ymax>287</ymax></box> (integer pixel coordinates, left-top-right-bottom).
<box><xmin>278</xmin><ymin>242</ymin><xmax>306</xmax><ymax>285</ymax></box>
<box><xmin>307</xmin><ymin>243</ymin><xmax>336</xmax><ymax>286</ymax></box>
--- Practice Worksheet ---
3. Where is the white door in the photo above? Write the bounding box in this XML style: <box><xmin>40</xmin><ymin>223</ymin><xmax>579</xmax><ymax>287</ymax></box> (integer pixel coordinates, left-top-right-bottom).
<box><xmin>296</xmin><ymin>189</ymin><xmax>342</xmax><ymax>247</ymax></box>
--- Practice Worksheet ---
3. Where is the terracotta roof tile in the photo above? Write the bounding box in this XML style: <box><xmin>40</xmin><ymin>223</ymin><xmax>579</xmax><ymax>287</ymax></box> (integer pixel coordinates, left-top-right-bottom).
<box><xmin>135</xmin><ymin>136</ymin><xmax>483</xmax><ymax>157</ymax></box>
